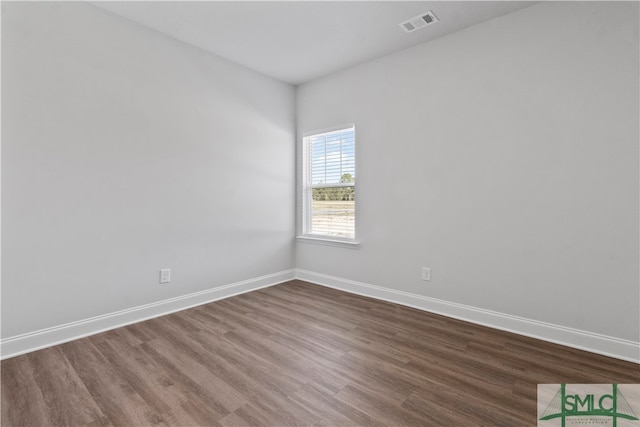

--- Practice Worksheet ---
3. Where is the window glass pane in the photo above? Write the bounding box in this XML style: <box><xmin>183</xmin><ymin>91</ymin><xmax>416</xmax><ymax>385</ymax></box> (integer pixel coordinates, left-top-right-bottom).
<box><xmin>310</xmin><ymin>128</ymin><xmax>355</xmax><ymax>185</ymax></box>
<box><xmin>305</xmin><ymin>126</ymin><xmax>355</xmax><ymax>239</ymax></box>
<box><xmin>311</xmin><ymin>187</ymin><xmax>355</xmax><ymax>239</ymax></box>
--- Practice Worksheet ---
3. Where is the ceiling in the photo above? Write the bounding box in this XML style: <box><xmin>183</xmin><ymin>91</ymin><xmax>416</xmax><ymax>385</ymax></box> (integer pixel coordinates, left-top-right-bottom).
<box><xmin>91</xmin><ymin>1</ymin><xmax>538</xmax><ymax>86</ymax></box>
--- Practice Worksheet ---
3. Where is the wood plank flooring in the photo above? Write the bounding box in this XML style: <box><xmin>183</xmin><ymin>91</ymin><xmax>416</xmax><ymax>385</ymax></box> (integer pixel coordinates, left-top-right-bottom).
<box><xmin>2</xmin><ymin>280</ymin><xmax>638</xmax><ymax>426</ymax></box>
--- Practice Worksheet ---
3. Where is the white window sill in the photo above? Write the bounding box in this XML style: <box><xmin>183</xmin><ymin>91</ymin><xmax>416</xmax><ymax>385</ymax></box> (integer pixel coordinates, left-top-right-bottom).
<box><xmin>296</xmin><ymin>235</ymin><xmax>360</xmax><ymax>249</ymax></box>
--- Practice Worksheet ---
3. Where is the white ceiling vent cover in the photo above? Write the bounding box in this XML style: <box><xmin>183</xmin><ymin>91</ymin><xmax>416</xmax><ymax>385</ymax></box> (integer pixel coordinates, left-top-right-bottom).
<box><xmin>399</xmin><ymin>11</ymin><xmax>439</xmax><ymax>33</ymax></box>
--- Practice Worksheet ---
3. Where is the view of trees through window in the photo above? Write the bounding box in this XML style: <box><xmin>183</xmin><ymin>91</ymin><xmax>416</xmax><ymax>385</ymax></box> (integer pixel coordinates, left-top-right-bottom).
<box><xmin>311</xmin><ymin>173</ymin><xmax>354</xmax><ymax>201</ymax></box>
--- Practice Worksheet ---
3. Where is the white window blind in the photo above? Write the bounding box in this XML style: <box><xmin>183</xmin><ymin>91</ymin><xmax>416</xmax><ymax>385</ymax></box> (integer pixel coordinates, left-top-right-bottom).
<box><xmin>303</xmin><ymin>126</ymin><xmax>355</xmax><ymax>240</ymax></box>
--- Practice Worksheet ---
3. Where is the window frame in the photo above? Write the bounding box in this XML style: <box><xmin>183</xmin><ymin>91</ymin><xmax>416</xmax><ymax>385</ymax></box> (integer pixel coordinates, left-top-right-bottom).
<box><xmin>298</xmin><ymin>124</ymin><xmax>359</xmax><ymax>248</ymax></box>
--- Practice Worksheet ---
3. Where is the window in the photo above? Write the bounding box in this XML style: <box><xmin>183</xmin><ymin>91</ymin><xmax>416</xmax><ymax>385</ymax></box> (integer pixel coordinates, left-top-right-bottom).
<box><xmin>302</xmin><ymin>125</ymin><xmax>356</xmax><ymax>241</ymax></box>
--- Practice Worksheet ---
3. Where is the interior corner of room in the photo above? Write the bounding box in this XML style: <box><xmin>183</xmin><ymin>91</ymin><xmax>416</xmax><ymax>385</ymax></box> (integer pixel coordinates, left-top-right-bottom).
<box><xmin>1</xmin><ymin>0</ymin><xmax>639</xmax><ymax>367</ymax></box>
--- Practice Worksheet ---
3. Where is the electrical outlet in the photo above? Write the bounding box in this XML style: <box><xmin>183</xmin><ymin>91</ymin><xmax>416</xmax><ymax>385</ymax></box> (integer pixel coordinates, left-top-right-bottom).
<box><xmin>160</xmin><ymin>269</ymin><xmax>171</xmax><ymax>284</ymax></box>
<box><xmin>421</xmin><ymin>267</ymin><xmax>431</xmax><ymax>282</ymax></box>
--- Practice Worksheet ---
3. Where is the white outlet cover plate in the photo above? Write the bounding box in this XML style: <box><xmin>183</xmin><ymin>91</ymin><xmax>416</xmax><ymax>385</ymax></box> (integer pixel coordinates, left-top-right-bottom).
<box><xmin>422</xmin><ymin>267</ymin><xmax>431</xmax><ymax>281</ymax></box>
<box><xmin>160</xmin><ymin>269</ymin><xmax>171</xmax><ymax>284</ymax></box>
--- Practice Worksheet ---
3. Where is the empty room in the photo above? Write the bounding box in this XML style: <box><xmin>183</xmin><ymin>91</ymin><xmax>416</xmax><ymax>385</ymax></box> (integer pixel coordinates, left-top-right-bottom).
<box><xmin>2</xmin><ymin>1</ymin><xmax>639</xmax><ymax>426</ymax></box>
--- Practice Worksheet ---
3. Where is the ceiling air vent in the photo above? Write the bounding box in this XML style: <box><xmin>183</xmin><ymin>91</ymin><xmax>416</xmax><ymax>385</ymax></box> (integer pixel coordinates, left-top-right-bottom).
<box><xmin>399</xmin><ymin>11</ymin><xmax>439</xmax><ymax>33</ymax></box>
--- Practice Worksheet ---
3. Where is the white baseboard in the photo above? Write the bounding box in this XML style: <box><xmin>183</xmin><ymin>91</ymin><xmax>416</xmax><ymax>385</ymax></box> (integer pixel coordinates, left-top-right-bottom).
<box><xmin>4</xmin><ymin>268</ymin><xmax>637</xmax><ymax>364</ymax></box>
<box><xmin>0</xmin><ymin>269</ymin><xmax>295</xmax><ymax>360</ymax></box>
<box><xmin>295</xmin><ymin>269</ymin><xmax>640</xmax><ymax>364</ymax></box>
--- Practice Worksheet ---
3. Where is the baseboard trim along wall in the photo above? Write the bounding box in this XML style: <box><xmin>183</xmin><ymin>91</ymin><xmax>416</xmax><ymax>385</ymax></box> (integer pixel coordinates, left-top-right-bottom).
<box><xmin>3</xmin><ymin>268</ymin><xmax>637</xmax><ymax>363</ymax></box>
<box><xmin>295</xmin><ymin>269</ymin><xmax>640</xmax><ymax>364</ymax></box>
<box><xmin>0</xmin><ymin>269</ymin><xmax>296</xmax><ymax>360</ymax></box>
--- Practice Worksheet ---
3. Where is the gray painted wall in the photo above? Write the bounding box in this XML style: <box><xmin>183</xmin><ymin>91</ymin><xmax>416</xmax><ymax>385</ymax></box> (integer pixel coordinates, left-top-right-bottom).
<box><xmin>296</xmin><ymin>1</ymin><xmax>639</xmax><ymax>342</ymax></box>
<box><xmin>2</xmin><ymin>2</ymin><xmax>296</xmax><ymax>338</ymax></box>
<box><xmin>2</xmin><ymin>1</ymin><xmax>638</xmax><ymax>354</ymax></box>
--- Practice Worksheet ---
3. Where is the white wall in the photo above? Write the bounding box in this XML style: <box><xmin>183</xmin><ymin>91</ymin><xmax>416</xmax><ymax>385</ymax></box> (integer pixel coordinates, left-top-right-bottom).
<box><xmin>2</xmin><ymin>2</ymin><xmax>295</xmax><ymax>339</ymax></box>
<box><xmin>2</xmin><ymin>1</ymin><xmax>638</xmax><ymax>361</ymax></box>
<box><xmin>297</xmin><ymin>2</ymin><xmax>639</xmax><ymax>344</ymax></box>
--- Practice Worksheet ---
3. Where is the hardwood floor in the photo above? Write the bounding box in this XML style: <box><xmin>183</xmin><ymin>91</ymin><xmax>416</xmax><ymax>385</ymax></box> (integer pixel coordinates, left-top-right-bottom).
<box><xmin>2</xmin><ymin>280</ymin><xmax>638</xmax><ymax>426</ymax></box>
